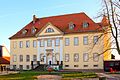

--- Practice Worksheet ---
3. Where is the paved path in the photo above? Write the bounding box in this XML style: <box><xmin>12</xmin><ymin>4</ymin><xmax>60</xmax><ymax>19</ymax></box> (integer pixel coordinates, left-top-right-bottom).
<box><xmin>97</xmin><ymin>73</ymin><xmax>120</xmax><ymax>80</ymax></box>
<box><xmin>0</xmin><ymin>71</ymin><xmax>19</xmax><ymax>75</ymax></box>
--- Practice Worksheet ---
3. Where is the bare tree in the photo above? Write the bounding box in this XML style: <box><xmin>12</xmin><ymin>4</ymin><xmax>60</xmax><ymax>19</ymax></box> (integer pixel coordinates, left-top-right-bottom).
<box><xmin>101</xmin><ymin>0</ymin><xmax>120</xmax><ymax>55</ymax></box>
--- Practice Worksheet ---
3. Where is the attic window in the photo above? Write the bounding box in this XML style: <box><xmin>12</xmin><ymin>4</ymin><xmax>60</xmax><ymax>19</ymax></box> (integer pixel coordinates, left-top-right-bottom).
<box><xmin>83</xmin><ymin>22</ymin><xmax>89</xmax><ymax>28</ymax></box>
<box><xmin>69</xmin><ymin>22</ymin><xmax>75</xmax><ymax>30</ymax></box>
<box><xmin>22</xmin><ymin>29</ymin><xmax>27</xmax><ymax>35</ymax></box>
<box><xmin>32</xmin><ymin>27</ymin><xmax>37</xmax><ymax>34</ymax></box>
<box><xmin>46</xmin><ymin>28</ymin><xmax>54</xmax><ymax>33</ymax></box>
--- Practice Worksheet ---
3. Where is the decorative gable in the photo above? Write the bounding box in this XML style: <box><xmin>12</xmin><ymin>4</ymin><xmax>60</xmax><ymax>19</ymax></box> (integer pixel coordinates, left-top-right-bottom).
<box><xmin>36</xmin><ymin>22</ymin><xmax>63</xmax><ymax>36</ymax></box>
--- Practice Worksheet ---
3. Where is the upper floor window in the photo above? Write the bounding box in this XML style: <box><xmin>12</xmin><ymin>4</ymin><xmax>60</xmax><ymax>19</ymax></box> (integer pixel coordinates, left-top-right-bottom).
<box><xmin>22</xmin><ymin>29</ymin><xmax>27</xmax><ymax>35</ymax></box>
<box><xmin>47</xmin><ymin>39</ymin><xmax>52</xmax><ymax>47</ymax></box>
<box><xmin>74</xmin><ymin>37</ymin><xmax>79</xmax><ymax>46</ymax></box>
<box><xmin>83</xmin><ymin>36</ymin><xmax>88</xmax><ymax>45</ymax></box>
<box><xmin>83</xmin><ymin>22</ymin><xmax>89</xmax><ymax>28</ymax></box>
<box><xmin>13</xmin><ymin>55</ymin><xmax>17</xmax><ymax>62</ymax></box>
<box><xmin>13</xmin><ymin>41</ymin><xmax>17</xmax><ymax>49</ymax></box>
<box><xmin>19</xmin><ymin>41</ymin><xmax>23</xmax><ymax>48</ymax></box>
<box><xmin>93</xmin><ymin>53</ymin><xmax>99</xmax><ymax>62</ymax></box>
<box><xmin>26</xmin><ymin>55</ymin><xmax>30</xmax><ymax>62</ymax></box>
<box><xmin>93</xmin><ymin>36</ymin><xmax>98</xmax><ymax>44</ymax></box>
<box><xmin>39</xmin><ymin>39</ymin><xmax>44</xmax><ymax>47</ymax></box>
<box><xmin>65</xmin><ymin>54</ymin><xmax>69</xmax><ymax>62</ymax></box>
<box><xmin>69</xmin><ymin>22</ymin><xmax>75</xmax><ymax>30</ymax></box>
<box><xmin>33</xmin><ymin>55</ymin><xmax>37</xmax><ymax>61</ymax></box>
<box><xmin>31</xmin><ymin>27</ymin><xmax>37</xmax><ymax>34</ymax></box>
<box><xmin>46</xmin><ymin>28</ymin><xmax>54</xmax><ymax>33</ymax></box>
<box><xmin>65</xmin><ymin>38</ymin><xmax>70</xmax><ymax>46</ymax></box>
<box><xmin>33</xmin><ymin>40</ymin><xmax>37</xmax><ymax>48</ymax></box>
<box><xmin>55</xmin><ymin>38</ymin><xmax>60</xmax><ymax>46</ymax></box>
<box><xmin>83</xmin><ymin>53</ymin><xmax>89</xmax><ymax>62</ymax></box>
<box><xmin>74</xmin><ymin>53</ymin><xmax>79</xmax><ymax>62</ymax></box>
<box><xmin>19</xmin><ymin>55</ymin><xmax>23</xmax><ymax>62</ymax></box>
<box><xmin>26</xmin><ymin>41</ymin><xmax>30</xmax><ymax>48</ymax></box>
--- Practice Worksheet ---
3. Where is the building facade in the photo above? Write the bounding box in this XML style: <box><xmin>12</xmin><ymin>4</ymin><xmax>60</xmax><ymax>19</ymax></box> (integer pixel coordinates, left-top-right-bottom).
<box><xmin>9</xmin><ymin>12</ymin><xmax>109</xmax><ymax>70</ymax></box>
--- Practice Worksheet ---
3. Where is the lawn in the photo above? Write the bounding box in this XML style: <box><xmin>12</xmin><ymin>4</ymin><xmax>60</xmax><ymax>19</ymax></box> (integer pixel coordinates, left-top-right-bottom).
<box><xmin>0</xmin><ymin>71</ymin><xmax>98</xmax><ymax>80</ymax></box>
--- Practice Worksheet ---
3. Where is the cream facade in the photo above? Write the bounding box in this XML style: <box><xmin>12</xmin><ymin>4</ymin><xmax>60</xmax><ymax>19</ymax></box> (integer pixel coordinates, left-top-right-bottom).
<box><xmin>10</xmin><ymin>13</ymin><xmax>108</xmax><ymax>70</ymax></box>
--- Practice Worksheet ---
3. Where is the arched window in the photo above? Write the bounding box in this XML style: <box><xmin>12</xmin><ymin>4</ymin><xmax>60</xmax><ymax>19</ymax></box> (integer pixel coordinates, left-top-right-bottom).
<box><xmin>46</xmin><ymin>28</ymin><xmax>54</xmax><ymax>33</ymax></box>
<box><xmin>31</xmin><ymin>27</ymin><xmax>37</xmax><ymax>34</ymax></box>
<box><xmin>69</xmin><ymin>22</ymin><xmax>75</xmax><ymax>30</ymax></box>
<box><xmin>22</xmin><ymin>29</ymin><xmax>27</xmax><ymax>35</ymax></box>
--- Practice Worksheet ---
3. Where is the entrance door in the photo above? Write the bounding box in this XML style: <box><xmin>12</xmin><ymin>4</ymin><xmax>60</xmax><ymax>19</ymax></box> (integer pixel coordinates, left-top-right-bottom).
<box><xmin>46</xmin><ymin>52</ymin><xmax>53</xmax><ymax>65</ymax></box>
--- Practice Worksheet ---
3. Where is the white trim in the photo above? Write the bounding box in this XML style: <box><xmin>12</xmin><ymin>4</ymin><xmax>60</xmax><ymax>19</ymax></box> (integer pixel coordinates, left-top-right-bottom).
<box><xmin>60</xmin><ymin>39</ymin><xmax>63</xmax><ymax>61</ymax></box>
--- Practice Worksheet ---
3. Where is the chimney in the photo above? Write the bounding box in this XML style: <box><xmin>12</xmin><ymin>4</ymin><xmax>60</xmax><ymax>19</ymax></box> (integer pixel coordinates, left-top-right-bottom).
<box><xmin>101</xmin><ymin>15</ymin><xmax>109</xmax><ymax>26</ymax></box>
<box><xmin>33</xmin><ymin>15</ymin><xmax>37</xmax><ymax>24</ymax></box>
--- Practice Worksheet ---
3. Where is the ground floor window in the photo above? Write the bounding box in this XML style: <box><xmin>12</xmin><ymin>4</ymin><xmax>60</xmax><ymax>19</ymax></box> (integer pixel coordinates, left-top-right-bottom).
<box><xmin>13</xmin><ymin>65</ymin><xmax>16</xmax><ymax>70</ymax></box>
<box><xmin>26</xmin><ymin>65</ymin><xmax>29</xmax><ymax>69</ymax></box>
<box><xmin>19</xmin><ymin>65</ymin><xmax>23</xmax><ymax>70</ymax></box>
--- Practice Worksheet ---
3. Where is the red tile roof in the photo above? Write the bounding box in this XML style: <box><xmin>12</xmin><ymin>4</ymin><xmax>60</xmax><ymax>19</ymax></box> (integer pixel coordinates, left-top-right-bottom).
<box><xmin>9</xmin><ymin>12</ymin><xmax>104</xmax><ymax>39</ymax></box>
<box><xmin>0</xmin><ymin>57</ymin><xmax>10</xmax><ymax>64</ymax></box>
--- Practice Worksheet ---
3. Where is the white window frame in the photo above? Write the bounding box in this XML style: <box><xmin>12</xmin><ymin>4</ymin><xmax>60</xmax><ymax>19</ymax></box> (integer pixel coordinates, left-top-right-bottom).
<box><xmin>33</xmin><ymin>40</ymin><xmax>37</xmax><ymax>48</ymax></box>
<box><xmin>26</xmin><ymin>55</ymin><xmax>30</xmax><ymax>62</ymax></box>
<box><xmin>93</xmin><ymin>36</ymin><xmax>98</xmax><ymax>44</ymax></box>
<box><xmin>65</xmin><ymin>54</ymin><xmax>69</xmax><ymax>62</ymax></box>
<box><xmin>39</xmin><ymin>39</ymin><xmax>44</xmax><ymax>47</ymax></box>
<box><xmin>19</xmin><ymin>41</ymin><xmax>23</xmax><ymax>48</ymax></box>
<box><xmin>65</xmin><ymin>38</ymin><xmax>70</xmax><ymax>46</ymax></box>
<box><xmin>47</xmin><ymin>39</ymin><xmax>52</xmax><ymax>47</ymax></box>
<box><xmin>13</xmin><ymin>41</ymin><xmax>17</xmax><ymax>49</ymax></box>
<box><xmin>83</xmin><ymin>36</ymin><xmax>88</xmax><ymax>45</ymax></box>
<box><xmin>55</xmin><ymin>38</ymin><xmax>60</xmax><ymax>46</ymax></box>
<box><xmin>74</xmin><ymin>53</ymin><xmax>79</xmax><ymax>62</ymax></box>
<box><xmin>93</xmin><ymin>53</ymin><xmax>99</xmax><ymax>62</ymax></box>
<box><xmin>83</xmin><ymin>53</ymin><xmax>89</xmax><ymax>62</ymax></box>
<box><xmin>74</xmin><ymin>37</ymin><xmax>79</xmax><ymax>46</ymax></box>
<box><xmin>13</xmin><ymin>55</ymin><xmax>17</xmax><ymax>62</ymax></box>
<box><xmin>33</xmin><ymin>55</ymin><xmax>37</xmax><ymax>61</ymax></box>
<box><xmin>26</xmin><ymin>40</ymin><xmax>30</xmax><ymax>48</ymax></box>
<box><xmin>19</xmin><ymin>55</ymin><xmax>23</xmax><ymax>62</ymax></box>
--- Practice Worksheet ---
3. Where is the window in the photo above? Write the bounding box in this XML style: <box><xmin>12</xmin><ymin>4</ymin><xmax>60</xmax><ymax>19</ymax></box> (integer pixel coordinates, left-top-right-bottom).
<box><xmin>26</xmin><ymin>41</ymin><xmax>30</xmax><ymax>48</ymax></box>
<box><xmin>26</xmin><ymin>55</ymin><xmax>30</xmax><ymax>62</ymax></box>
<box><xmin>47</xmin><ymin>39</ymin><xmax>52</xmax><ymax>47</ymax></box>
<box><xmin>13</xmin><ymin>55</ymin><xmax>17</xmax><ymax>62</ymax></box>
<box><xmin>13</xmin><ymin>65</ymin><xmax>16</xmax><ymax>70</ymax></box>
<box><xmin>84</xmin><ymin>65</ymin><xmax>88</xmax><ymax>67</ymax></box>
<box><xmin>83</xmin><ymin>36</ymin><xmax>88</xmax><ymax>45</ymax></box>
<box><xmin>55</xmin><ymin>38</ymin><xmax>60</xmax><ymax>46</ymax></box>
<box><xmin>93</xmin><ymin>36</ymin><xmax>98</xmax><ymax>44</ymax></box>
<box><xmin>83</xmin><ymin>53</ymin><xmax>89</xmax><ymax>62</ymax></box>
<box><xmin>39</xmin><ymin>39</ymin><xmax>44</xmax><ymax>47</ymax></box>
<box><xmin>26</xmin><ymin>65</ymin><xmax>30</xmax><ymax>69</ymax></box>
<box><xmin>19</xmin><ymin>55</ymin><xmax>23</xmax><ymax>62</ymax></box>
<box><xmin>93</xmin><ymin>53</ymin><xmax>99</xmax><ymax>62</ymax></box>
<box><xmin>74</xmin><ymin>65</ymin><xmax>79</xmax><ymax>67</ymax></box>
<box><xmin>94</xmin><ymin>65</ymin><xmax>98</xmax><ymax>67</ymax></box>
<box><xmin>65</xmin><ymin>65</ymin><xmax>69</xmax><ymax>67</ymax></box>
<box><xmin>33</xmin><ymin>55</ymin><xmax>37</xmax><ymax>61</ymax></box>
<box><xmin>65</xmin><ymin>38</ymin><xmax>69</xmax><ymax>46</ymax></box>
<box><xmin>32</xmin><ymin>27</ymin><xmax>37</xmax><ymax>34</ymax></box>
<box><xmin>13</xmin><ymin>41</ymin><xmax>17</xmax><ymax>49</ymax></box>
<box><xmin>22</xmin><ymin>29</ymin><xmax>27</xmax><ymax>35</ymax></box>
<box><xmin>33</xmin><ymin>40</ymin><xmax>37</xmax><ymax>48</ymax></box>
<box><xmin>46</xmin><ymin>28</ymin><xmax>54</xmax><ymax>33</ymax></box>
<box><xmin>65</xmin><ymin>54</ymin><xmax>69</xmax><ymax>62</ymax></box>
<box><xmin>74</xmin><ymin>37</ymin><xmax>79</xmax><ymax>46</ymax></box>
<box><xmin>83</xmin><ymin>22</ymin><xmax>89</xmax><ymax>28</ymax></box>
<box><xmin>74</xmin><ymin>53</ymin><xmax>79</xmax><ymax>62</ymax></box>
<box><xmin>40</xmin><ymin>54</ymin><xmax>44</xmax><ymax>62</ymax></box>
<box><xmin>19</xmin><ymin>65</ymin><xmax>23</xmax><ymax>70</ymax></box>
<box><xmin>19</xmin><ymin>41</ymin><xmax>23</xmax><ymax>48</ymax></box>
<box><xmin>69</xmin><ymin>22</ymin><xmax>75</xmax><ymax>30</ymax></box>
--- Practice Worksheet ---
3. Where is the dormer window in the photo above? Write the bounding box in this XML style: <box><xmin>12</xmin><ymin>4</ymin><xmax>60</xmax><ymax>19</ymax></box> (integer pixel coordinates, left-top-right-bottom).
<box><xmin>22</xmin><ymin>29</ymin><xmax>27</xmax><ymax>35</ymax></box>
<box><xmin>32</xmin><ymin>27</ymin><xmax>37</xmax><ymax>34</ymax></box>
<box><xmin>46</xmin><ymin>28</ymin><xmax>54</xmax><ymax>33</ymax></box>
<box><xmin>69</xmin><ymin>22</ymin><xmax>75</xmax><ymax>30</ymax></box>
<box><xmin>83</xmin><ymin>22</ymin><xmax>89</xmax><ymax>28</ymax></box>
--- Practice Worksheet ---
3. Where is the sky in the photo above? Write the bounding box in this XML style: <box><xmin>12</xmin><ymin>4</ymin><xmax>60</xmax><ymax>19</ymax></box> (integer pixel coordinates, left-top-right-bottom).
<box><xmin>0</xmin><ymin>0</ymin><xmax>102</xmax><ymax>50</ymax></box>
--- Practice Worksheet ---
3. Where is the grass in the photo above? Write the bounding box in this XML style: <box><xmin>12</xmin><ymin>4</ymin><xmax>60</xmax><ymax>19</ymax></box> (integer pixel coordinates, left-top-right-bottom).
<box><xmin>0</xmin><ymin>71</ymin><xmax>98</xmax><ymax>80</ymax></box>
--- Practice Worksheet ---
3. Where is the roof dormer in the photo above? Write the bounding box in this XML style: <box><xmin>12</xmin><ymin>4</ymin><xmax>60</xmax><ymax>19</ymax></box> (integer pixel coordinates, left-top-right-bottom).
<box><xmin>69</xmin><ymin>22</ymin><xmax>75</xmax><ymax>30</ymax></box>
<box><xmin>31</xmin><ymin>26</ymin><xmax>37</xmax><ymax>34</ymax></box>
<box><xmin>82</xmin><ymin>21</ymin><xmax>89</xmax><ymax>28</ymax></box>
<box><xmin>46</xmin><ymin>28</ymin><xmax>54</xmax><ymax>33</ymax></box>
<box><xmin>22</xmin><ymin>29</ymin><xmax>28</xmax><ymax>35</ymax></box>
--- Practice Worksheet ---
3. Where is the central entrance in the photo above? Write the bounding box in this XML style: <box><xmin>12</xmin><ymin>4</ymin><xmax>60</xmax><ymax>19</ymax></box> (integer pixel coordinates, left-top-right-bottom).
<box><xmin>46</xmin><ymin>49</ymin><xmax>53</xmax><ymax>65</ymax></box>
